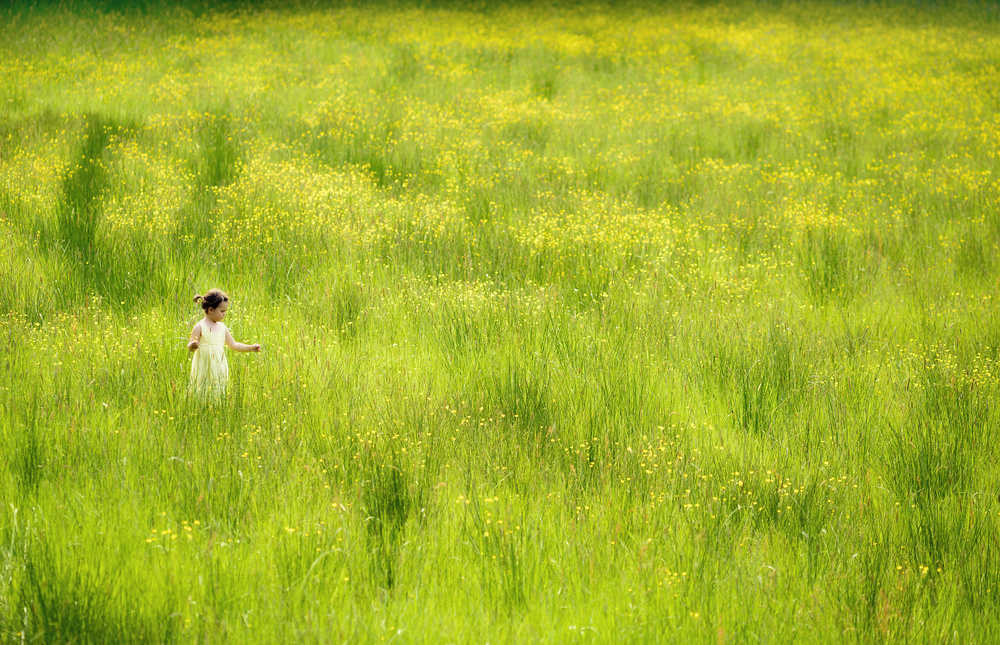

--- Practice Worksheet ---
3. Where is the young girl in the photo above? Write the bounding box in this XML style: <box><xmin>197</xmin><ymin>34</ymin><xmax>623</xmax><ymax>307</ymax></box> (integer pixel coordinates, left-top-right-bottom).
<box><xmin>187</xmin><ymin>289</ymin><xmax>260</xmax><ymax>401</ymax></box>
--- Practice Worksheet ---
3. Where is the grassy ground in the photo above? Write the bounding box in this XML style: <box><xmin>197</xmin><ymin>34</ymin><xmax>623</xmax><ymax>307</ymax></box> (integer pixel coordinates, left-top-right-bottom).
<box><xmin>2</xmin><ymin>0</ymin><xmax>1000</xmax><ymax>641</ymax></box>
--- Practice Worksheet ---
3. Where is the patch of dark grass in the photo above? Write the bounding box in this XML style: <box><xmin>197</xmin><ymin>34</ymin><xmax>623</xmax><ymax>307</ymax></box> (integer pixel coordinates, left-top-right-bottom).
<box><xmin>57</xmin><ymin>114</ymin><xmax>118</xmax><ymax>257</ymax></box>
<box><xmin>499</xmin><ymin>118</ymin><xmax>550</xmax><ymax>154</ymax></box>
<box><xmin>193</xmin><ymin>110</ymin><xmax>244</xmax><ymax>194</ymax></box>
<box><xmin>954</xmin><ymin>226</ymin><xmax>998</xmax><ymax>279</ymax></box>
<box><xmin>530</xmin><ymin>67</ymin><xmax>559</xmax><ymax>100</ymax></box>
<box><xmin>326</xmin><ymin>276</ymin><xmax>366</xmax><ymax>343</ymax></box>
<box><xmin>797</xmin><ymin>227</ymin><xmax>879</xmax><ymax>305</ymax></box>
<box><xmin>175</xmin><ymin>109</ymin><xmax>245</xmax><ymax>250</ymax></box>
<box><xmin>841</xmin><ymin>529</ymin><xmax>891</xmax><ymax>638</ymax></box>
<box><xmin>821</xmin><ymin>118</ymin><xmax>861</xmax><ymax>178</ymax></box>
<box><xmin>589</xmin><ymin>148</ymin><xmax>694</xmax><ymax>210</ymax></box>
<box><xmin>360</xmin><ymin>453</ymin><xmax>412</xmax><ymax>591</ymax></box>
<box><xmin>304</xmin><ymin>110</ymin><xmax>425</xmax><ymax>191</ymax></box>
<box><xmin>485</xmin><ymin>358</ymin><xmax>555</xmax><ymax>444</ymax></box>
<box><xmin>0</xmin><ymin>190</ymin><xmax>27</xmax><ymax>228</ymax></box>
<box><xmin>437</xmin><ymin>299</ymin><xmax>491</xmax><ymax>360</ymax></box>
<box><xmin>13</xmin><ymin>401</ymin><xmax>45</xmax><ymax>496</ymax></box>
<box><xmin>47</xmin><ymin>113</ymin><xmax>171</xmax><ymax>307</ymax></box>
<box><xmin>463</xmin><ymin>492</ymin><xmax>532</xmax><ymax>611</ymax></box>
<box><xmin>0</xmin><ymin>109</ymin><xmax>62</xmax><ymax>161</ymax></box>
<box><xmin>675</xmin><ymin>36</ymin><xmax>747</xmax><ymax>88</ymax></box>
<box><xmin>950</xmin><ymin>505</ymin><xmax>1000</xmax><ymax>612</ymax></box>
<box><xmin>464</xmin><ymin>186</ymin><xmax>514</xmax><ymax>225</ymax></box>
<box><xmin>20</xmin><ymin>539</ymin><xmax>175</xmax><ymax>644</ymax></box>
<box><xmin>702</xmin><ymin>319</ymin><xmax>809</xmax><ymax>440</ymax></box>
<box><xmin>886</xmin><ymin>373</ymin><xmax>989</xmax><ymax>506</ymax></box>
<box><xmin>383</xmin><ymin>42</ymin><xmax>423</xmax><ymax>88</ymax></box>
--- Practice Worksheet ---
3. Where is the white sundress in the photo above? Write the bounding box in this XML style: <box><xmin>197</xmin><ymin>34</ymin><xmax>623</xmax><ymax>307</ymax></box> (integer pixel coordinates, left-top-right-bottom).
<box><xmin>189</xmin><ymin>319</ymin><xmax>229</xmax><ymax>401</ymax></box>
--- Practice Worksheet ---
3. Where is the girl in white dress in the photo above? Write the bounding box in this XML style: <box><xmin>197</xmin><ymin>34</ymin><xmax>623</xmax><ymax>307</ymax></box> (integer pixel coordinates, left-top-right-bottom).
<box><xmin>187</xmin><ymin>289</ymin><xmax>260</xmax><ymax>401</ymax></box>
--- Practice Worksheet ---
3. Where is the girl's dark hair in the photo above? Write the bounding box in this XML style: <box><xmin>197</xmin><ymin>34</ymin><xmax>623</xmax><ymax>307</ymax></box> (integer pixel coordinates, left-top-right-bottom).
<box><xmin>193</xmin><ymin>288</ymin><xmax>229</xmax><ymax>311</ymax></box>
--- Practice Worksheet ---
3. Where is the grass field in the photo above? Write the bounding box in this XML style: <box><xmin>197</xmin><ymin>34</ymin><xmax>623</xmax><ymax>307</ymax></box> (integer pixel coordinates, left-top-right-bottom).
<box><xmin>2</xmin><ymin>0</ymin><xmax>1000</xmax><ymax>641</ymax></box>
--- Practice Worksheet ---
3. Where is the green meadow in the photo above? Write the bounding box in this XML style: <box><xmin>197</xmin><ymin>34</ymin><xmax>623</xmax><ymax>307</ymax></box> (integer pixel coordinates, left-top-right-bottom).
<box><xmin>2</xmin><ymin>0</ymin><xmax>1000</xmax><ymax>641</ymax></box>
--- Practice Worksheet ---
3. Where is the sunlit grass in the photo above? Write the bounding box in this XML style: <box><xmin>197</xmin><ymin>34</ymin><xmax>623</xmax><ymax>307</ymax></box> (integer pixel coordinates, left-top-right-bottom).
<box><xmin>2</xmin><ymin>0</ymin><xmax>1000</xmax><ymax>641</ymax></box>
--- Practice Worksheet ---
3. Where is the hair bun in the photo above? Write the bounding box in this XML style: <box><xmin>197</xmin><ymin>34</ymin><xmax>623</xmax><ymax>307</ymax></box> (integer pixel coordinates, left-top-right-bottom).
<box><xmin>195</xmin><ymin>289</ymin><xmax>229</xmax><ymax>311</ymax></box>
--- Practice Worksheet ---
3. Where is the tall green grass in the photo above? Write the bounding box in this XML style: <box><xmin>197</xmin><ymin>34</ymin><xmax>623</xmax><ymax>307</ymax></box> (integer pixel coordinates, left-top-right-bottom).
<box><xmin>1</xmin><ymin>0</ymin><xmax>1000</xmax><ymax>641</ymax></box>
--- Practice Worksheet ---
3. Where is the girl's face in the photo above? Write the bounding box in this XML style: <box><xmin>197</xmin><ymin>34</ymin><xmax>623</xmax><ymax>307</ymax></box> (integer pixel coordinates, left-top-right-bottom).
<box><xmin>207</xmin><ymin>300</ymin><xmax>229</xmax><ymax>323</ymax></box>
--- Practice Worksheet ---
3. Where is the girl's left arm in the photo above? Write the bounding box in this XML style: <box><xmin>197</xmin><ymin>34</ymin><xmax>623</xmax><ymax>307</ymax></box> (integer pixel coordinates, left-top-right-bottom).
<box><xmin>225</xmin><ymin>328</ymin><xmax>261</xmax><ymax>352</ymax></box>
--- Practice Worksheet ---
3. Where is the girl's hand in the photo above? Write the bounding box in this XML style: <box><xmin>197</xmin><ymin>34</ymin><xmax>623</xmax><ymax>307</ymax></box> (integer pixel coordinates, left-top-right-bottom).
<box><xmin>249</xmin><ymin>343</ymin><xmax>262</xmax><ymax>352</ymax></box>
<box><xmin>187</xmin><ymin>339</ymin><xmax>200</xmax><ymax>352</ymax></box>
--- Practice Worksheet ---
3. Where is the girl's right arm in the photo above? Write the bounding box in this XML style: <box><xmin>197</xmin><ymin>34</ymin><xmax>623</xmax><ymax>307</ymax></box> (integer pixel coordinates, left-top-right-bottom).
<box><xmin>187</xmin><ymin>322</ymin><xmax>202</xmax><ymax>352</ymax></box>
